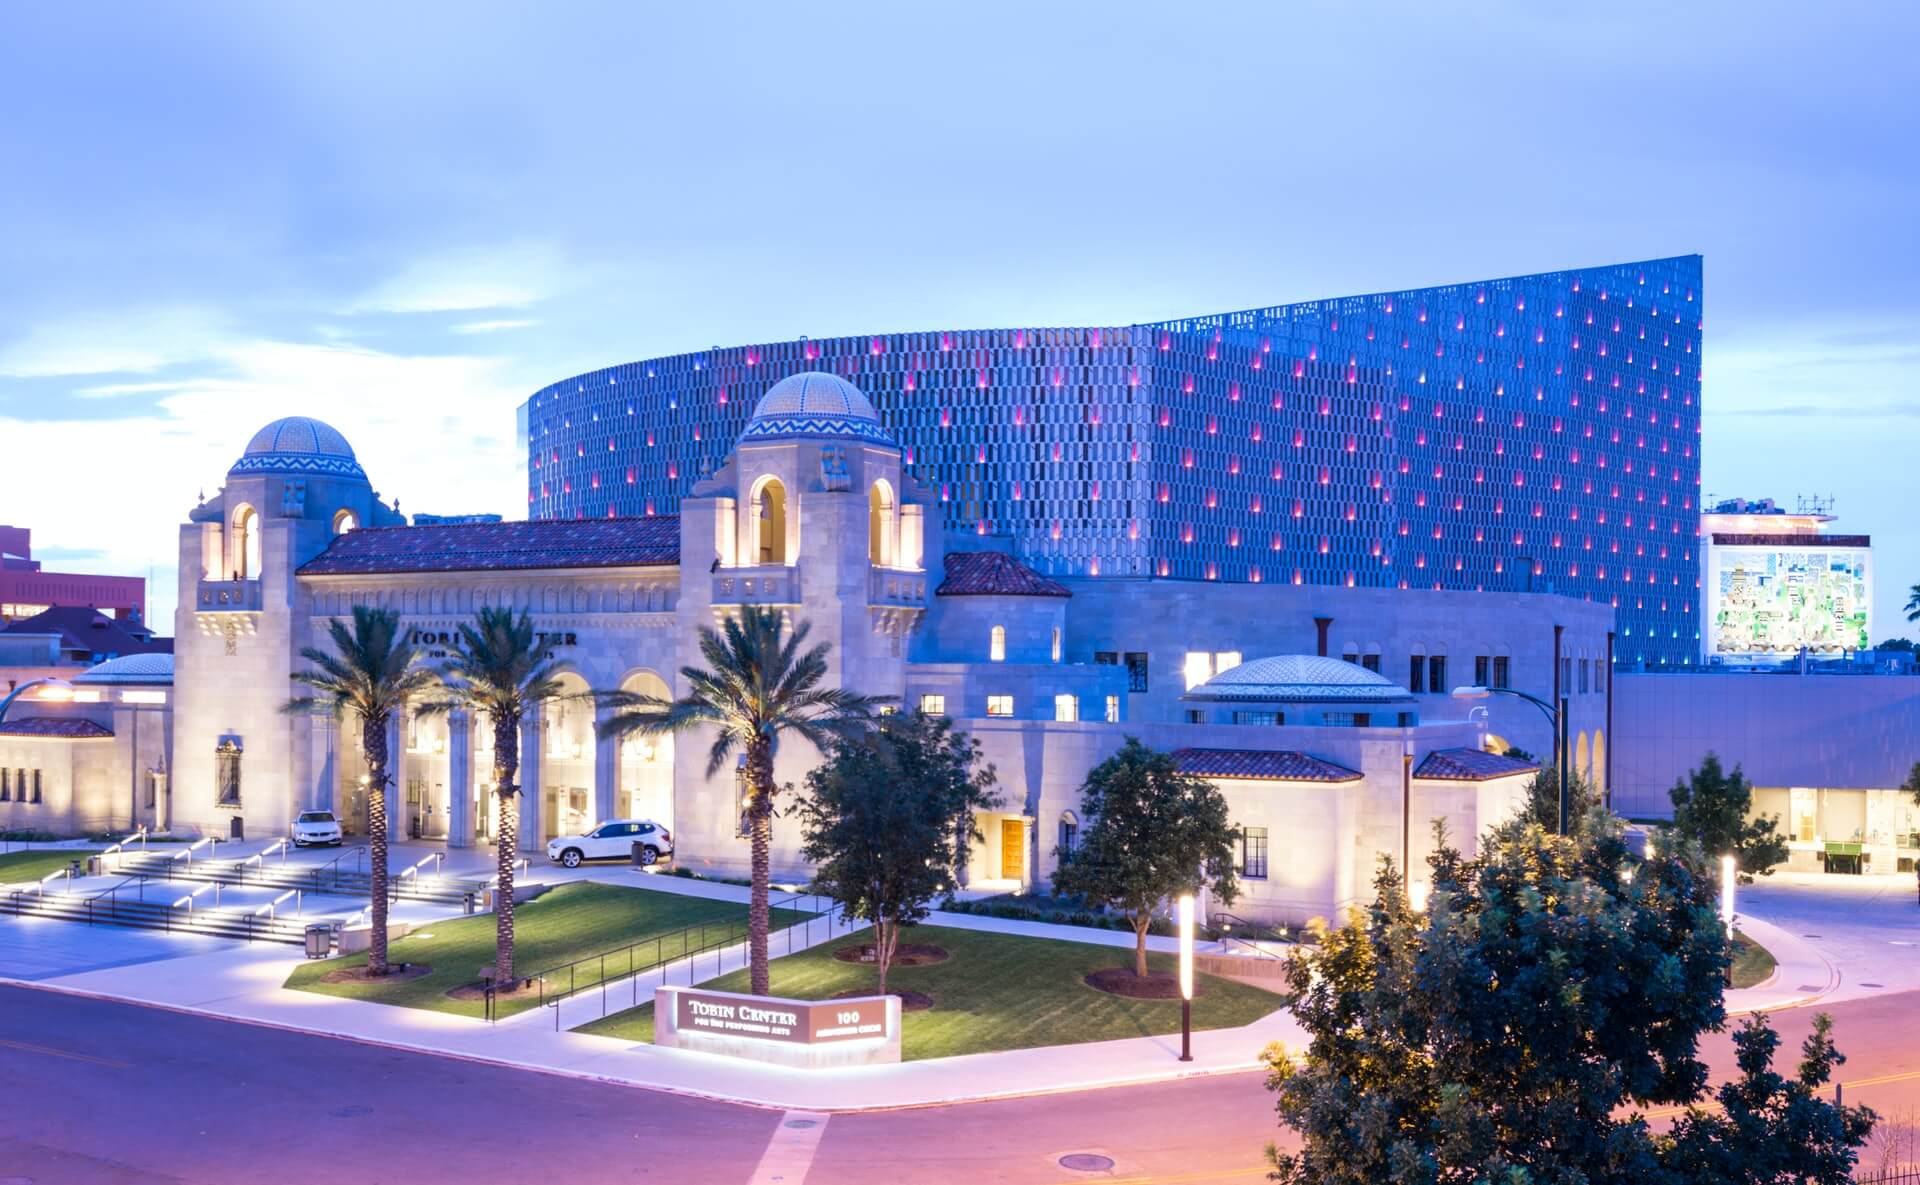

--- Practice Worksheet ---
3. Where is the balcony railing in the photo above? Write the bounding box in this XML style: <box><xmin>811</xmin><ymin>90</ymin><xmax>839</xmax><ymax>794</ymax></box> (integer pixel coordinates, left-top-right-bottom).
<box><xmin>869</xmin><ymin>569</ymin><xmax>928</xmax><ymax>608</ymax></box>
<box><xmin>196</xmin><ymin>579</ymin><xmax>262</xmax><ymax>612</ymax></box>
<box><xmin>712</xmin><ymin>566</ymin><xmax>797</xmax><ymax>607</ymax></box>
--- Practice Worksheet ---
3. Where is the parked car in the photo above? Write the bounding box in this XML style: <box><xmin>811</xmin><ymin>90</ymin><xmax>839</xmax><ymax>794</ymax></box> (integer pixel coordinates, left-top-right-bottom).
<box><xmin>291</xmin><ymin>810</ymin><xmax>344</xmax><ymax>847</ymax></box>
<box><xmin>547</xmin><ymin>819</ymin><xmax>673</xmax><ymax>868</ymax></box>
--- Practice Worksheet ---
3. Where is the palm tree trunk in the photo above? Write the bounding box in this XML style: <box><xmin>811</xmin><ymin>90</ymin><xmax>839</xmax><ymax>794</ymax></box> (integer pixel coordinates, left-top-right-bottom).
<box><xmin>493</xmin><ymin>716</ymin><xmax>520</xmax><ymax>983</ymax></box>
<box><xmin>364</xmin><ymin>716</ymin><xmax>390</xmax><ymax>977</ymax></box>
<box><xmin>747</xmin><ymin>737</ymin><xmax>774</xmax><ymax>997</ymax></box>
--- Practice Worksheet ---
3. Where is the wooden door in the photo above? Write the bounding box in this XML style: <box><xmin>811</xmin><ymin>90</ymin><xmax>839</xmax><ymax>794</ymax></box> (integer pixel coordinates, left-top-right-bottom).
<box><xmin>1000</xmin><ymin>819</ymin><xmax>1024</xmax><ymax>880</ymax></box>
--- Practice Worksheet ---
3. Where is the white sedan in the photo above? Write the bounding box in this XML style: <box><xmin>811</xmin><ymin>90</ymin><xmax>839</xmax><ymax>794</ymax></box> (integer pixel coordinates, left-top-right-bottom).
<box><xmin>548</xmin><ymin>819</ymin><xmax>673</xmax><ymax>868</ymax></box>
<box><xmin>291</xmin><ymin>810</ymin><xmax>344</xmax><ymax>847</ymax></box>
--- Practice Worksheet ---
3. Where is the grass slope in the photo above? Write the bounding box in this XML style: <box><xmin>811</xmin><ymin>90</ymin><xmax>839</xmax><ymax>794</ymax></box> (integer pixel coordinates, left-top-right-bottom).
<box><xmin>285</xmin><ymin>881</ymin><xmax>808</xmax><ymax>1019</ymax></box>
<box><xmin>575</xmin><ymin>922</ymin><xmax>1285</xmax><ymax>1060</ymax></box>
<box><xmin>1730</xmin><ymin>928</ymin><xmax>1779</xmax><ymax>990</ymax></box>
<box><xmin>0</xmin><ymin>848</ymin><xmax>101</xmax><ymax>886</ymax></box>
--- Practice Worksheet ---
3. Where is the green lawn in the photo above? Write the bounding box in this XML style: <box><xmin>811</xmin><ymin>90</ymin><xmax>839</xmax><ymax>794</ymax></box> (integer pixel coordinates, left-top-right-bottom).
<box><xmin>0</xmin><ymin>848</ymin><xmax>101</xmax><ymax>886</ymax></box>
<box><xmin>1731</xmin><ymin>928</ymin><xmax>1778</xmax><ymax>990</ymax></box>
<box><xmin>574</xmin><ymin>923</ymin><xmax>1286</xmax><ymax>1060</ymax></box>
<box><xmin>284</xmin><ymin>882</ymin><xmax>809</xmax><ymax>1019</ymax></box>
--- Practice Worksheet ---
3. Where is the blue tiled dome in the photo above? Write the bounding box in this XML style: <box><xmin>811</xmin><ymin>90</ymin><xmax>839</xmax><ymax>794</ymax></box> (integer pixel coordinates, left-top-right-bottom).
<box><xmin>741</xmin><ymin>373</ymin><xmax>893</xmax><ymax>445</ymax></box>
<box><xmin>1185</xmin><ymin>654</ymin><xmax>1416</xmax><ymax>705</ymax></box>
<box><xmin>229</xmin><ymin>417</ymin><xmax>366</xmax><ymax>479</ymax></box>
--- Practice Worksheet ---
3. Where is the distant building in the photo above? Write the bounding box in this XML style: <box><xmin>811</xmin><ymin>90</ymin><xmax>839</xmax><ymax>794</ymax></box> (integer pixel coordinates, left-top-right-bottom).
<box><xmin>0</xmin><ymin>525</ymin><xmax>147</xmax><ymax>624</ymax></box>
<box><xmin>410</xmin><ymin>513</ymin><xmax>505</xmax><ymax>526</ymax></box>
<box><xmin>1700</xmin><ymin>497</ymin><xmax>1871</xmax><ymax>663</ymax></box>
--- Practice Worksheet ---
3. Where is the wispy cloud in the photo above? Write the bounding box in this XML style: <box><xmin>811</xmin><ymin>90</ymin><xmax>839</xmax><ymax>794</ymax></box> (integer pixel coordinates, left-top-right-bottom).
<box><xmin>451</xmin><ymin>318</ymin><xmax>540</xmax><ymax>335</ymax></box>
<box><xmin>343</xmin><ymin>242</ymin><xmax>562</xmax><ymax>314</ymax></box>
<box><xmin>0</xmin><ymin>307</ymin><xmax>233</xmax><ymax>378</ymax></box>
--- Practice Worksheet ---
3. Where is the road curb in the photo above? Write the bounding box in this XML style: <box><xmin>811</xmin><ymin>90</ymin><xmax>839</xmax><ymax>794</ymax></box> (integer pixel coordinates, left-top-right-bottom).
<box><xmin>1</xmin><ymin>975</ymin><xmax>1271</xmax><ymax>1113</ymax></box>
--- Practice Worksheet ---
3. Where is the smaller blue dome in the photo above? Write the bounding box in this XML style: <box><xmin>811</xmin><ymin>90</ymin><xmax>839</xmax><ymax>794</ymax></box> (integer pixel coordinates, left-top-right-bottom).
<box><xmin>230</xmin><ymin>417</ymin><xmax>366</xmax><ymax>479</ymax></box>
<box><xmin>1184</xmin><ymin>654</ymin><xmax>1416</xmax><ymax>706</ymax></box>
<box><xmin>740</xmin><ymin>372</ymin><xmax>894</xmax><ymax>445</ymax></box>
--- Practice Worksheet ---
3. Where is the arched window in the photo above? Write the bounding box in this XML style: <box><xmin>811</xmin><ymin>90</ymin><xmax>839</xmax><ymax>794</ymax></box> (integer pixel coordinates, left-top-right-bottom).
<box><xmin>752</xmin><ymin>478</ymin><xmax>788</xmax><ymax>565</ymax></box>
<box><xmin>1575</xmin><ymin>731</ymin><xmax>1590</xmax><ymax>783</ymax></box>
<box><xmin>1050</xmin><ymin>626</ymin><xmax>1062</xmax><ymax>663</ymax></box>
<box><xmin>990</xmin><ymin>625</ymin><xmax>1006</xmax><ymax>662</ymax></box>
<box><xmin>868</xmin><ymin>480</ymin><xmax>895</xmax><ymax>567</ymax></box>
<box><xmin>231</xmin><ymin>505</ymin><xmax>260</xmax><ymax>580</ymax></box>
<box><xmin>332</xmin><ymin>509</ymin><xmax>359</xmax><ymax>536</ymax></box>
<box><xmin>1591</xmin><ymin>731</ymin><xmax>1606</xmax><ymax>796</ymax></box>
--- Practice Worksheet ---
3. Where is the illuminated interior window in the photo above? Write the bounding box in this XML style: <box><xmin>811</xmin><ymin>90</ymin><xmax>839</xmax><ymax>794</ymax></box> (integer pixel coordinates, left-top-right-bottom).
<box><xmin>1183</xmin><ymin>651</ymin><xmax>1215</xmax><ymax>690</ymax></box>
<box><xmin>986</xmin><ymin>694</ymin><xmax>1014</xmax><ymax>717</ymax></box>
<box><xmin>918</xmin><ymin>693</ymin><xmax>946</xmax><ymax>716</ymax></box>
<box><xmin>1053</xmin><ymin>694</ymin><xmax>1078</xmax><ymax>722</ymax></box>
<box><xmin>990</xmin><ymin>625</ymin><xmax>1006</xmax><ymax>662</ymax></box>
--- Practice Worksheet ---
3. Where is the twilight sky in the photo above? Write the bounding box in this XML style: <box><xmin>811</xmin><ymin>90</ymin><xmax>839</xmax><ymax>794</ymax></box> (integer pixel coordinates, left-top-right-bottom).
<box><xmin>2</xmin><ymin>2</ymin><xmax>1915</xmax><ymax>629</ymax></box>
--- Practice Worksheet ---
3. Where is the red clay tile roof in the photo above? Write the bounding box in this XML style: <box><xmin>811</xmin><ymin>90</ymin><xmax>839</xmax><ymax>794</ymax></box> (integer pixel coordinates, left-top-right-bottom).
<box><xmin>0</xmin><ymin>717</ymin><xmax>113</xmax><ymax>739</ymax></box>
<box><xmin>299</xmin><ymin>518</ymin><xmax>681</xmax><ymax>576</ymax></box>
<box><xmin>936</xmin><ymin>551</ymin><xmax>1071</xmax><ymax>598</ymax></box>
<box><xmin>1172</xmin><ymin>747</ymin><xmax>1362</xmax><ymax>783</ymax></box>
<box><xmin>1414</xmin><ymin>747</ymin><xmax>1540</xmax><ymax>781</ymax></box>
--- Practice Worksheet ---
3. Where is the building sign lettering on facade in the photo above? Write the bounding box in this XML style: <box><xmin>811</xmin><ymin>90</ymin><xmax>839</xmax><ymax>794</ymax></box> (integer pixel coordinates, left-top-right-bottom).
<box><xmin>407</xmin><ymin>628</ymin><xmax>577</xmax><ymax>652</ymax></box>
<box><xmin>672</xmin><ymin>988</ymin><xmax>889</xmax><ymax>1045</ymax></box>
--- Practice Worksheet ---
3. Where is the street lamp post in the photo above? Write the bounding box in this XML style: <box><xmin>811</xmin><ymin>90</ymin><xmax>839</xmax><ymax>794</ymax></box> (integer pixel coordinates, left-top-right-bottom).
<box><xmin>1451</xmin><ymin>684</ymin><xmax>1572</xmax><ymax>835</ymax></box>
<box><xmin>1177</xmin><ymin>893</ymin><xmax>1195</xmax><ymax>1062</ymax></box>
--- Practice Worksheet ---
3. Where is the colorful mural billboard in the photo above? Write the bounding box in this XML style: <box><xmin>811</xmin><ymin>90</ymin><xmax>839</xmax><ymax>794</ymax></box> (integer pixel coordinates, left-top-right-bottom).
<box><xmin>1709</xmin><ymin>546</ymin><xmax>1871</xmax><ymax>656</ymax></box>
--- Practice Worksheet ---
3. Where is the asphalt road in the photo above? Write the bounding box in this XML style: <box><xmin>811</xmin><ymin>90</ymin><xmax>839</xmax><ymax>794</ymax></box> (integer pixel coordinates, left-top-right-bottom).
<box><xmin>3</xmin><ymin>983</ymin><xmax>1917</xmax><ymax>1185</ymax></box>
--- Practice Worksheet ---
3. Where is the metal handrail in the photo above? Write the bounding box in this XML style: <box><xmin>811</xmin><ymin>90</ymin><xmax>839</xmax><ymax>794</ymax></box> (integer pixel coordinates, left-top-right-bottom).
<box><xmin>526</xmin><ymin>890</ymin><xmax>827</xmax><ymax>1029</ymax></box>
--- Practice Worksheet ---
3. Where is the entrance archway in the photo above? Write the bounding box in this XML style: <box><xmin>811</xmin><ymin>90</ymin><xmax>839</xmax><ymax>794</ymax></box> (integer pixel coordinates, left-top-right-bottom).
<box><xmin>615</xmin><ymin>670</ymin><xmax>675</xmax><ymax>829</ymax></box>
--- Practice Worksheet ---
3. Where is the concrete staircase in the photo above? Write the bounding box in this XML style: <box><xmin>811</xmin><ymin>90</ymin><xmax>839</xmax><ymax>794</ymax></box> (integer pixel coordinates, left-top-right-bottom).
<box><xmin>111</xmin><ymin>850</ymin><xmax>479</xmax><ymax>907</ymax></box>
<box><xmin>0</xmin><ymin>885</ymin><xmax>308</xmax><ymax>944</ymax></box>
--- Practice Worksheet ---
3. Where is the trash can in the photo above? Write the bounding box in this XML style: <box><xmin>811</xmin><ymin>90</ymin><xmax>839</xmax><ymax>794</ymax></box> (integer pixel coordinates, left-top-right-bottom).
<box><xmin>304</xmin><ymin>923</ymin><xmax>333</xmax><ymax>960</ymax></box>
<box><xmin>85</xmin><ymin>855</ymin><xmax>104</xmax><ymax>877</ymax></box>
<box><xmin>632</xmin><ymin>841</ymin><xmax>649</xmax><ymax>867</ymax></box>
<box><xmin>462</xmin><ymin>890</ymin><xmax>477</xmax><ymax>915</ymax></box>
<box><xmin>67</xmin><ymin>858</ymin><xmax>82</xmax><ymax>879</ymax></box>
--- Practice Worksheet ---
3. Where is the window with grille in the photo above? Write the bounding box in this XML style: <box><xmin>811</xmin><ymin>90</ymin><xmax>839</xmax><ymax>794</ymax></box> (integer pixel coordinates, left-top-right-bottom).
<box><xmin>1053</xmin><ymin>694</ymin><xmax>1079</xmax><ymax>722</ymax></box>
<box><xmin>215</xmin><ymin>741</ymin><xmax>242</xmax><ymax>807</ymax></box>
<box><xmin>1239</xmin><ymin>827</ymin><xmax>1269</xmax><ymax>879</ymax></box>
<box><xmin>918</xmin><ymin>693</ymin><xmax>946</xmax><ymax>716</ymax></box>
<box><xmin>986</xmin><ymin>695</ymin><xmax>1014</xmax><ymax>717</ymax></box>
<box><xmin>1124</xmin><ymin>653</ymin><xmax>1149</xmax><ymax>692</ymax></box>
<box><xmin>1493</xmin><ymin>656</ymin><xmax>1511</xmax><ymax>688</ymax></box>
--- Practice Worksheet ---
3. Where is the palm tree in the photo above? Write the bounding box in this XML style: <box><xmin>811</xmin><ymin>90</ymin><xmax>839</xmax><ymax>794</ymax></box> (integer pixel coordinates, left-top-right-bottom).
<box><xmin>284</xmin><ymin>606</ymin><xmax>437</xmax><ymax>977</ymax></box>
<box><xmin>597</xmin><ymin>606</ymin><xmax>888</xmax><ymax>996</ymax></box>
<box><xmin>428</xmin><ymin>607</ymin><xmax>564</xmax><ymax>983</ymax></box>
<box><xmin>1906</xmin><ymin>582</ymin><xmax>1920</xmax><ymax>624</ymax></box>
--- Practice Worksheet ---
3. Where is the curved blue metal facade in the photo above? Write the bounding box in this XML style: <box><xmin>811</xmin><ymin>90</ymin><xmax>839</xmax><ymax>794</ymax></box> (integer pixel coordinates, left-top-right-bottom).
<box><xmin>523</xmin><ymin>255</ymin><xmax>1702</xmax><ymax>667</ymax></box>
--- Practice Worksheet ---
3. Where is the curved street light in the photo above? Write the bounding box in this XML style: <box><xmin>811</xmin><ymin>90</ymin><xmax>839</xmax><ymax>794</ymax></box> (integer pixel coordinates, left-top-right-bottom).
<box><xmin>1452</xmin><ymin>683</ymin><xmax>1572</xmax><ymax>835</ymax></box>
<box><xmin>0</xmin><ymin>676</ymin><xmax>78</xmax><ymax>724</ymax></box>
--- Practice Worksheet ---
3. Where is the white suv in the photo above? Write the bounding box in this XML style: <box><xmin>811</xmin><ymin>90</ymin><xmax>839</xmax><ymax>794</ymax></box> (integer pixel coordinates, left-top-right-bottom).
<box><xmin>291</xmin><ymin>810</ymin><xmax>344</xmax><ymax>847</ymax></box>
<box><xmin>548</xmin><ymin>819</ymin><xmax>673</xmax><ymax>868</ymax></box>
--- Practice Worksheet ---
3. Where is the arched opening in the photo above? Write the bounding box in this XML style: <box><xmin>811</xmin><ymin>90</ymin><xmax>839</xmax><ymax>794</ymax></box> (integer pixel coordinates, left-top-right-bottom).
<box><xmin>229</xmin><ymin>504</ymin><xmax>261</xmax><ymax>580</ymax></box>
<box><xmin>617</xmin><ymin>670</ymin><xmax>675</xmax><ymax>827</ymax></box>
<box><xmin>868</xmin><ymin>480</ymin><xmax>895</xmax><ymax>567</ymax></box>
<box><xmin>990</xmin><ymin>624</ymin><xmax>1006</xmax><ymax>662</ymax></box>
<box><xmin>1591</xmin><ymin>730</ymin><xmax>1606</xmax><ymax>798</ymax></box>
<box><xmin>332</xmin><ymin>509</ymin><xmax>359</xmax><ymax>536</ymax></box>
<box><xmin>1575</xmin><ymin>731</ymin><xmax>1590</xmax><ymax>784</ymax></box>
<box><xmin>1050</xmin><ymin>625</ymin><xmax>1062</xmax><ymax>664</ymax></box>
<box><xmin>752</xmin><ymin>478</ymin><xmax>788</xmax><ymax>565</ymax></box>
<box><xmin>539</xmin><ymin>672</ymin><xmax>593</xmax><ymax>843</ymax></box>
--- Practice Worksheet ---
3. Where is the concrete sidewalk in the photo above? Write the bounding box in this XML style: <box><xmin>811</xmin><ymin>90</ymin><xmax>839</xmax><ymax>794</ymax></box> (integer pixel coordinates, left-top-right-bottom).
<box><xmin>13</xmin><ymin>903</ymin><xmax>1300</xmax><ymax>1112</ymax></box>
<box><xmin>2</xmin><ymin>863</ymin><xmax>1858</xmax><ymax>1112</ymax></box>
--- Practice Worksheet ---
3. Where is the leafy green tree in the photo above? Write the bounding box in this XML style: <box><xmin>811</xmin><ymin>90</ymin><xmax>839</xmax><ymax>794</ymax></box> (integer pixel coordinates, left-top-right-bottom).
<box><xmin>1513</xmin><ymin>765</ymin><xmax>1599</xmax><ymax>835</ymax></box>
<box><xmin>1263</xmin><ymin>819</ymin><xmax>1873</xmax><ymax>1184</ymax></box>
<box><xmin>1904</xmin><ymin>761</ymin><xmax>1920</xmax><ymax>809</ymax></box>
<box><xmin>1668</xmin><ymin>752</ymin><xmax>1788</xmax><ymax>877</ymax></box>
<box><xmin>797</xmin><ymin>712</ymin><xmax>999</xmax><ymax>995</ymax></box>
<box><xmin>597</xmin><ymin>607</ymin><xmax>887</xmax><ymax>996</ymax></box>
<box><xmin>1050</xmin><ymin>737</ymin><xmax>1239</xmax><ymax>978</ymax></box>
<box><xmin>1665</xmin><ymin>1013</ymin><xmax>1875</xmax><ymax>1184</ymax></box>
<box><xmin>429</xmin><ymin>608</ymin><xmax>565</xmax><ymax>982</ymax></box>
<box><xmin>284</xmin><ymin>606</ymin><xmax>437</xmax><ymax>977</ymax></box>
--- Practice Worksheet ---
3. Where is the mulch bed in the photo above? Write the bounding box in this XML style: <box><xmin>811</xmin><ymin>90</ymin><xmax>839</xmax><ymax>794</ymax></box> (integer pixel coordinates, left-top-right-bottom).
<box><xmin>1082</xmin><ymin>967</ymin><xmax>1205</xmax><ymax>1000</ymax></box>
<box><xmin>833</xmin><ymin>987</ymin><xmax>935</xmax><ymax>1012</ymax></box>
<box><xmin>445</xmin><ymin>971</ymin><xmax>547</xmax><ymax>1003</ymax></box>
<box><xmin>321</xmin><ymin>963</ymin><xmax>433</xmax><ymax>986</ymax></box>
<box><xmin>832</xmin><ymin>942</ymin><xmax>951</xmax><ymax>967</ymax></box>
